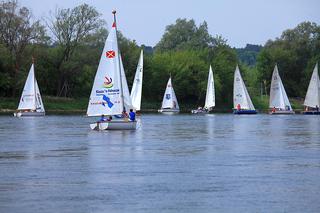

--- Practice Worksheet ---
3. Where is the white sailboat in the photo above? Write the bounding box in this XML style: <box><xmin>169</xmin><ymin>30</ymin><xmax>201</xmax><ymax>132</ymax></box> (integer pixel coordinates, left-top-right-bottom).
<box><xmin>14</xmin><ymin>62</ymin><xmax>45</xmax><ymax>117</ymax></box>
<box><xmin>191</xmin><ymin>65</ymin><xmax>215</xmax><ymax>114</ymax></box>
<box><xmin>303</xmin><ymin>63</ymin><xmax>320</xmax><ymax>114</ymax></box>
<box><xmin>233</xmin><ymin>65</ymin><xmax>257</xmax><ymax>114</ymax></box>
<box><xmin>130</xmin><ymin>50</ymin><xmax>143</xmax><ymax>112</ymax></box>
<box><xmin>269</xmin><ymin>64</ymin><xmax>295</xmax><ymax>114</ymax></box>
<box><xmin>87</xmin><ymin>11</ymin><xmax>137</xmax><ymax>130</ymax></box>
<box><xmin>158</xmin><ymin>77</ymin><xmax>180</xmax><ymax>113</ymax></box>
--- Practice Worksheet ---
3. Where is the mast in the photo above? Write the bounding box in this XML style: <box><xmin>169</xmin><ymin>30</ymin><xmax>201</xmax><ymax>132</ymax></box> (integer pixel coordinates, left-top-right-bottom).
<box><xmin>32</xmin><ymin>56</ymin><xmax>36</xmax><ymax>110</ymax></box>
<box><xmin>112</xmin><ymin>10</ymin><xmax>125</xmax><ymax>113</ymax></box>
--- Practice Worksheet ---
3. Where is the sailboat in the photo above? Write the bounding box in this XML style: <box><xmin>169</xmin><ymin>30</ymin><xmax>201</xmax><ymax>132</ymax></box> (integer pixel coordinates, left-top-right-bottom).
<box><xmin>233</xmin><ymin>65</ymin><xmax>257</xmax><ymax>114</ymax></box>
<box><xmin>87</xmin><ymin>11</ymin><xmax>137</xmax><ymax>130</ymax></box>
<box><xmin>14</xmin><ymin>60</ymin><xmax>45</xmax><ymax>117</ymax></box>
<box><xmin>302</xmin><ymin>63</ymin><xmax>320</xmax><ymax>114</ymax></box>
<box><xmin>130</xmin><ymin>50</ymin><xmax>143</xmax><ymax>112</ymax></box>
<box><xmin>191</xmin><ymin>65</ymin><xmax>215</xmax><ymax>114</ymax></box>
<box><xmin>158</xmin><ymin>77</ymin><xmax>180</xmax><ymax>113</ymax></box>
<box><xmin>269</xmin><ymin>64</ymin><xmax>295</xmax><ymax>114</ymax></box>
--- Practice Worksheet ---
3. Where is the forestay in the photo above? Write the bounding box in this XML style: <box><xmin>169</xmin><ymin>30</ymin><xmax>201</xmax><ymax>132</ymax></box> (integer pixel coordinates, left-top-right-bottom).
<box><xmin>161</xmin><ymin>78</ymin><xmax>179</xmax><ymax>110</ymax></box>
<box><xmin>87</xmin><ymin>22</ymin><xmax>123</xmax><ymax>116</ymax></box>
<box><xmin>130</xmin><ymin>50</ymin><xmax>144</xmax><ymax>111</ymax></box>
<box><xmin>304</xmin><ymin>63</ymin><xmax>320</xmax><ymax>108</ymax></box>
<box><xmin>119</xmin><ymin>54</ymin><xmax>133</xmax><ymax>112</ymax></box>
<box><xmin>269</xmin><ymin>65</ymin><xmax>292</xmax><ymax>110</ymax></box>
<box><xmin>204</xmin><ymin>65</ymin><xmax>215</xmax><ymax>109</ymax></box>
<box><xmin>233</xmin><ymin>65</ymin><xmax>255</xmax><ymax>110</ymax></box>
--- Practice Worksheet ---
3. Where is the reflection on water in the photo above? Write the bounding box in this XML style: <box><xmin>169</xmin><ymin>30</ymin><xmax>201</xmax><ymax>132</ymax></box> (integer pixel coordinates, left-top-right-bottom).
<box><xmin>0</xmin><ymin>114</ymin><xmax>319</xmax><ymax>212</ymax></box>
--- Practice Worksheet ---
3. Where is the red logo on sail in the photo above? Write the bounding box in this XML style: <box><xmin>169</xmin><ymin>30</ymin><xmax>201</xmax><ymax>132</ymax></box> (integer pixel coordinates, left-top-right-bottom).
<box><xmin>106</xmin><ymin>51</ymin><xmax>116</xmax><ymax>58</ymax></box>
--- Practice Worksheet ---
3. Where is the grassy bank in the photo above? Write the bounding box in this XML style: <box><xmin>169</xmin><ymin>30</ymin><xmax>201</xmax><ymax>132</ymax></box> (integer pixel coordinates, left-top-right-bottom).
<box><xmin>0</xmin><ymin>95</ymin><xmax>305</xmax><ymax>114</ymax></box>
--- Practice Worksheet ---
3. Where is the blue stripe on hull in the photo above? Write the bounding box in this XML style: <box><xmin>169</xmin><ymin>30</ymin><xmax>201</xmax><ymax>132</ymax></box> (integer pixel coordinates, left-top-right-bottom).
<box><xmin>302</xmin><ymin>111</ymin><xmax>320</xmax><ymax>115</ymax></box>
<box><xmin>233</xmin><ymin>110</ymin><xmax>257</xmax><ymax>114</ymax></box>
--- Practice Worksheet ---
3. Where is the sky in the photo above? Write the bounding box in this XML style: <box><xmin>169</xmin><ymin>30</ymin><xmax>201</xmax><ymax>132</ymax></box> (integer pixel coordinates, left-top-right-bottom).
<box><xmin>19</xmin><ymin>0</ymin><xmax>320</xmax><ymax>48</ymax></box>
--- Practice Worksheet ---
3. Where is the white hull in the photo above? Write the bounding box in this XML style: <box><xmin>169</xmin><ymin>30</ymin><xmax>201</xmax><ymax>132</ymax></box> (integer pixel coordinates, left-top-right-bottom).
<box><xmin>90</xmin><ymin>120</ymin><xmax>137</xmax><ymax>130</ymax></box>
<box><xmin>269</xmin><ymin>110</ymin><xmax>295</xmax><ymax>115</ymax></box>
<box><xmin>158</xmin><ymin>108</ymin><xmax>180</xmax><ymax>114</ymax></box>
<box><xmin>14</xmin><ymin>111</ymin><xmax>45</xmax><ymax>117</ymax></box>
<box><xmin>191</xmin><ymin>109</ymin><xmax>209</xmax><ymax>114</ymax></box>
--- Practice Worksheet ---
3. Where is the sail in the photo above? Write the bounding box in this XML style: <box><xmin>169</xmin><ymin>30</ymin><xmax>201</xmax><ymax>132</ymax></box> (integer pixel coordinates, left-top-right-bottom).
<box><xmin>35</xmin><ymin>80</ymin><xmax>45</xmax><ymax>112</ymax></box>
<box><xmin>204</xmin><ymin>65</ymin><xmax>215</xmax><ymax>109</ymax></box>
<box><xmin>233</xmin><ymin>65</ymin><xmax>255</xmax><ymax>110</ymax></box>
<box><xmin>161</xmin><ymin>78</ymin><xmax>179</xmax><ymax>109</ymax></box>
<box><xmin>130</xmin><ymin>50</ymin><xmax>143</xmax><ymax>111</ymax></box>
<box><xmin>304</xmin><ymin>63</ymin><xmax>320</xmax><ymax>108</ymax></box>
<box><xmin>17</xmin><ymin>64</ymin><xmax>36</xmax><ymax>110</ymax></box>
<box><xmin>269</xmin><ymin>65</ymin><xmax>292</xmax><ymax>110</ymax></box>
<box><xmin>119</xmin><ymin>53</ymin><xmax>133</xmax><ymax>112</ymax></box>
<box><xmin>87</xmin><ymin>22</ymin><xmax>123</xmax><ymax>116</ymax></box>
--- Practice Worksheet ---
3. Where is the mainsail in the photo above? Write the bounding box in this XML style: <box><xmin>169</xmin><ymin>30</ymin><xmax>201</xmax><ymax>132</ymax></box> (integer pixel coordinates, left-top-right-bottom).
<box><xmin>17</xmin><ymin>64</ymin><xmax>45</xmax><ymax>112</ymax></box>
<box><xmin>204</xmin><ymin>65</ymin><xmax>215</xmax><ymax>109</ymax></box>
<box><xmin>161</xmin><ymin>78</ymin><xmax>179</xmax><ymax>110</ymax></box>
<box><xmin>304</xmin><ymin>63</ymin><xmax>320</xmax><ymax>108</ymax></box>
<box><xmin>87</xmin><ymin>21</ymin><xmax>123</xmax><ymax>116</ymax></box>
<box><xmin>130</xmin><ymin>50</ymin><xmax>144</xmax><ymax>111</ymax></box>
<box><xmin>269</xmin><ymin>65</ymin><xmax>292</xmax><ymax>110</ymax></box>
<box><xmin>233</xmin><ymin>65</ymin><xmax>255</xmax><ymax>110</ymax></box>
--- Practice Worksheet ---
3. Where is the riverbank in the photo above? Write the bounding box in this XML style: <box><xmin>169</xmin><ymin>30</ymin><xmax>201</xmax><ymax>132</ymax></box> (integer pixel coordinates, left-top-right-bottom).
<box><xmin>0</xmin><ymin>95</ymin><xmax>304</xmax><ymax>114</ymax></box>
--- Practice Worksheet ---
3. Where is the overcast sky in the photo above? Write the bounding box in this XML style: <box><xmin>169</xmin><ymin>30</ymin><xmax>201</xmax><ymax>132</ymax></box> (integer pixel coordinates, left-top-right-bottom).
<box><xmin>19</xmin><ymin>0</ymin><xmax>320</xmax><ymax>48</ymax></box>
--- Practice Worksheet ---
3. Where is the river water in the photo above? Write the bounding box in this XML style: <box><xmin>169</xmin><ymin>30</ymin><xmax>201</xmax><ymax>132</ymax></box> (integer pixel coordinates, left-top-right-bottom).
<box><xmin>0</xmin><ymin>114</ymin><xmax>319</xmax><ymax>212</ymax></box>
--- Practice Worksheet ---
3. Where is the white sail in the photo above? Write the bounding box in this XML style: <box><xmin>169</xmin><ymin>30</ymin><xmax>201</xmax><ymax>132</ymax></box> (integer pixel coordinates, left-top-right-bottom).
<box><xmin>18</xmin><ymin>64</ymin><xmax>36</xmax><ymax>110</ymax></box>
<box><xmin>119</xmin><ymin>53</ymin><xmax>133</xmax><ymax>112</ymax></box>
<box><xmin>161</xmin><ymin>77</ymin><xmax>179</xmax><ymax>110</ymax></box>
<box><xmin>87</xmin><ymin>22</ymin><xmax>123</xmax><ymax>116</ymax></box>
<box><xmin>304</xmin><ymin>63</ymin><xmax>320</xmax><ymax>108</ymax></box>
<box><xmin>35</xmin><ymin>80</ymin><xmax>45</xmax><ymax>112</ymax></box>
<box><xmin>269</xmin><ymin>65</ymin><xmax>292</xmax><ymax>110</ymax></box>
<box><xmin>130</xmin><ymin>50</ymin><xmax>143</xmax><ymax>111</ymax></box>
<box><xmin>204</xmin><ymin>65</ymin><xmax>215</xmax><ymax>109</ymax></box>
<box><xmin>233</xmin><ymin>65</ymin><xmax>255</xmax><ymax>110</ymax></box>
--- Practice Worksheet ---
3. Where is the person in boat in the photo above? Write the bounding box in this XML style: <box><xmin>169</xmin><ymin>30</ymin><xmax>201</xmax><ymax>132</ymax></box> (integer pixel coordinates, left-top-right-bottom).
<box><xmin>316</xmin><ymin>105</ymin><xmax>319</xmax><ymax>112</ymax></box>
<box><xmin>107</xmin><ymin>116</ymin><xmax>112</xmax><ymax>121</ymax></box>
<box><xmin>99</xmin><ymin>115</ymin><xmax>106</xmax><ymax>122</ymax></box>
<box><xmin>272</xmin><ymin>107</ymin><xmax>276</xmax><ymax>113</ymax></box>
<box><xmin>236</xmin><ymin>103</ymin><xmax>241</xmax><ymax>111</ymax></box>
<box><xmin>129</xmin><ymin>109</ymin><xmax>136</xmax><ymax>121</ymax></box>
<box><xmin>286</xmin><ymin>105</ymin><xmax>290</xmax><ymax>111</ymax></box>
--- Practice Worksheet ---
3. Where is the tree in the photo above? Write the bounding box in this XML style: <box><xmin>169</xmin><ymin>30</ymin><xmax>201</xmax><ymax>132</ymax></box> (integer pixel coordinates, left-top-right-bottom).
<box><xmin>48</xmin><ymin>3</ymin><xmax>104</xmax><ymax>97</ymax></box>
<box><xmin>155</xmin><ymin>18</ymin><xmax>215</xmax><ymax>52</ymax></box>
<box><xmin>0</xmin><ymin>0</ymin><xmax>45</xmax><ymax>96</ymax></box>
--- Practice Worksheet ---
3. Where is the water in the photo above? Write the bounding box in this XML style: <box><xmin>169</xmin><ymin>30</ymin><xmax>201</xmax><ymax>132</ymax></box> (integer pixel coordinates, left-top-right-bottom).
<box><xmin>0</xmin><ymin>114</ymin><xmax>319</xmax><ymax>213</ymax></box>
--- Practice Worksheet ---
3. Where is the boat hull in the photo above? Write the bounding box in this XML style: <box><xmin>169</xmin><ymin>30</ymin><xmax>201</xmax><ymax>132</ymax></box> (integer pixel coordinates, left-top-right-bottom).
<box><xmin>158</xmin><ymin>109</ymin><xmax>180</xmax><ymax>114</ymax></box>
<box><xmin>302</xmin><ymin>111</ymin><xmax>320</xmax><ymax>115</ymax></box>
<box><xmin>233</xmin><ymin>110</ymin><xmax>257</xmax><ymax>114</ymax></box>
<box><xmin>14</xmin><ymin>111</ymin><xmax>45</xmax><ymax>117</ymax></box>
<box><xmin>269</xmin><ymin>110</ymin><xmax>295</xmax><ymax>115</ymax></box>
<box><xmin>191</xmin><ymin>109</ymin><xmax>209</xmax><ymax>114</ymax></box>
<box><xmin>90</xmin><ymin>120</ymin><xmax>137</xmax><ymax>130</ymax></box>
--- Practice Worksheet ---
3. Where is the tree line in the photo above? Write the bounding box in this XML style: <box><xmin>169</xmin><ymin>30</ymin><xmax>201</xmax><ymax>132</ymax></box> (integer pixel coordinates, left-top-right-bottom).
<box><xmin>1</xmin><ymin>0</ymin><xmax>320</xmax><ymax>108</ymax></box>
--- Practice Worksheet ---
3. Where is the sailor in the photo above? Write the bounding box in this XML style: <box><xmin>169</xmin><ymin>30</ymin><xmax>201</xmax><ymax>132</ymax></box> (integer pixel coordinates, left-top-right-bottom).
<box><xmin>272</xmin><ymin>107</ymin><xmax>276</xmax><ymax>113</ymax></box>
<box><xmin>316</xmin><ymin>105</ymin><xmax>319</xmax><ymax>112</ymax></box>
<box><xmin>236</xmin><ymin>103</ymin><xmax>241</xmax><ymax>111</ymax></box>
<box><xmin>129</xmin><ymin>109</ymin><xmax>136</xmax><ymax>121</ymax></box>
<box><xmin>99</xmin><ymin>115</ymin><xmax>106</xmax><ymax>122</ymax></box>
<box><xmin>107</xmin><ymin>116</ymin><xmax>112</xmax><ymax>121</ymax></box>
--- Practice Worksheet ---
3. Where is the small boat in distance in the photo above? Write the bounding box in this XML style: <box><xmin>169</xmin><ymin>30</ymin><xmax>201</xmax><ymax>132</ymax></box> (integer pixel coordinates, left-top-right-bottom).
<box><xmin>130</xmin><ymin>50</ymin><xmax>143</xmax><ymax>112</ymax></box>
<box><xmin>87</xmin><ymin>11</ymin><xmax>137</xmax><ymax>130</ymax></box>
<box><xmin>158</xmin><ymin>77</ymin><xmax>180</xmax><ymax>114</ymax></box>
<box><xmin>302</xmin><ymin>63</ymin><xmax>320</xmax><ymax>114</ymax></box>
<box><xmin>233</xmin><ymin>65</ymin><xmax>257</xmax><ymax>114</ymax></box>
<box><xmin>269</xmin><ymin>64</ymin><xmax>295</xmax><ymax>114</ymax></box>
<box><xmin>191</xmin><ymin>65</ymin><xmax>215</xmax><ymax>114</ymax></box>
<box><xmin>14</xmin><ymin>60</ymin><xmax>45</xmax><ymax>117</ymax></box>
